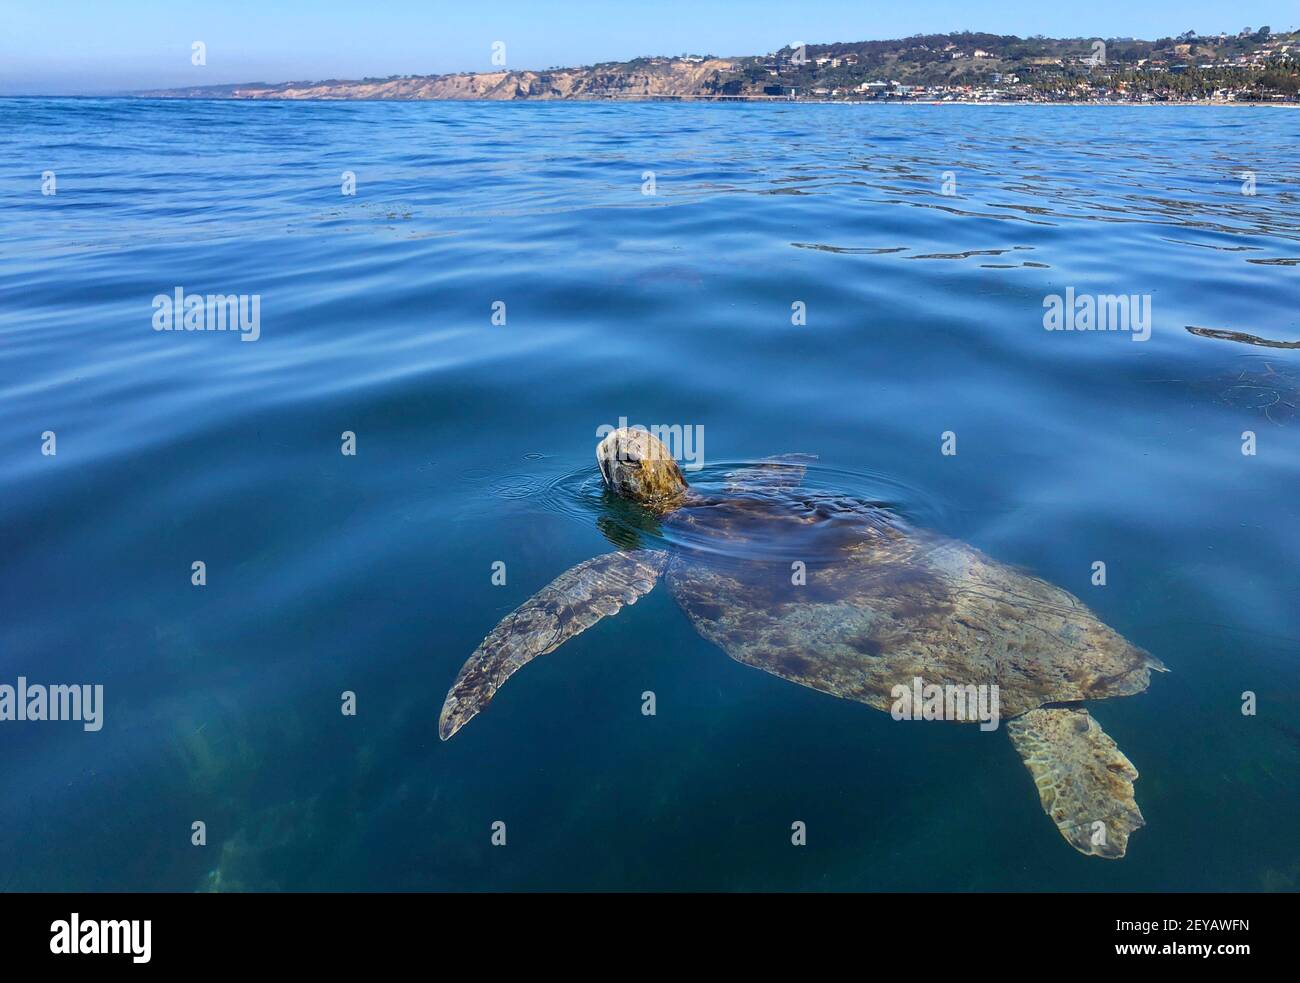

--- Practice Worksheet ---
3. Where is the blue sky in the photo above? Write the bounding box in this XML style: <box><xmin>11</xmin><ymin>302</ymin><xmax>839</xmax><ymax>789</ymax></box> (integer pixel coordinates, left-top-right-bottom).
<box><xmin>3</xmin><ymin>0</ymin><xmax>1297</xmax><ymax>94</ymax></box>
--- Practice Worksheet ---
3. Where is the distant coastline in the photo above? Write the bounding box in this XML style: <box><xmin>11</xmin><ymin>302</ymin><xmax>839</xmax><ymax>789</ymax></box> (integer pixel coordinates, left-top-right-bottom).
<box><xmin>133</xmin><ymin>29</ymin><xmax>1300</xmax><ymax>106</ymax></box>
<box><xmin>115</xmin><ymin>95</ymin><xmax>1300</xmax><ymax>107</ymax></box>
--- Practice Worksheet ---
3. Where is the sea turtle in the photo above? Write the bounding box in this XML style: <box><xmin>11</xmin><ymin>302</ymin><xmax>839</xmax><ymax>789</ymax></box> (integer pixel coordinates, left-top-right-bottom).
<box><xmin>439</xmin><ymin>428</ymin><xmax>1167</xmax><ymax>858</ymax></box>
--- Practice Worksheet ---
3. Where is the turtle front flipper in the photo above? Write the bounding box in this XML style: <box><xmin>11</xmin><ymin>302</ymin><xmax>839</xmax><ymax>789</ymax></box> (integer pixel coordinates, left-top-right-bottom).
<box><xmin>438</xmin><ymin>550</ymin><xmax>668</xmax><ymax>740</ymax></box>
<box><xmin>1006</xmin><ymin>708</ymin><xmax>1145</xmax><ymax>859</ymax></box>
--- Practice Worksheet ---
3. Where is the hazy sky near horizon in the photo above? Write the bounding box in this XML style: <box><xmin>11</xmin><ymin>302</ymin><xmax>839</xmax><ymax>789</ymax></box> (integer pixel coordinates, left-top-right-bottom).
<box><xmin>3</xmin><ymin>0</ymin><xmax>1297</xmax><ymax>94</ymax></box>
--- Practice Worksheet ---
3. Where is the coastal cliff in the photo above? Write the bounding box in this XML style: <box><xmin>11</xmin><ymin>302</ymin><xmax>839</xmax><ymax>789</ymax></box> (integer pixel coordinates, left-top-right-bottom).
<box><xmin>139</xmin><ymin>58</ymin><xmax>742</xmax><ymax>101</ymax></box>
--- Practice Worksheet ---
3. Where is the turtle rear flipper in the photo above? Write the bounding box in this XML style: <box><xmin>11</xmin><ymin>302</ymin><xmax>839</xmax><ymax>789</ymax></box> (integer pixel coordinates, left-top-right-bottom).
<box><xmin>1007</xmin><ymin>708</ymin><xmax>1145</xmax><ymax>859</ymax></box>
<box><xmin>438</xmin><ymin>550</ymin><xmax>668</xmax><ymax>740</ymax></box>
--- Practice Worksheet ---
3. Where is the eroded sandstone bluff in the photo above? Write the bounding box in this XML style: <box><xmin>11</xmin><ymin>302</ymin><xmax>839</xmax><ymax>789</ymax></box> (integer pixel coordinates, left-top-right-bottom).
<box><xmin>141</xmin><ymin>59</ymin><xmax>742</xmax><ymax>100</ymax></box>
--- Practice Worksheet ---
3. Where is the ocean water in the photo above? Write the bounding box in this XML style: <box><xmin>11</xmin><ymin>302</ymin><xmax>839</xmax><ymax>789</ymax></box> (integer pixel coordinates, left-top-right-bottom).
<box><xmin>1</xmin><ymin>98</ymin><xmax>1298</xmax><ymax>892</ymax></box>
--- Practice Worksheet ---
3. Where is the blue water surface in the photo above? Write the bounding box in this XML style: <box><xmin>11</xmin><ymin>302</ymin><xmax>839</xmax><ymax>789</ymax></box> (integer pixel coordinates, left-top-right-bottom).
<box><xmin>1</xmin><ymin>99</ymin><xmax>1298</xmax><ymax>890</ymax></box>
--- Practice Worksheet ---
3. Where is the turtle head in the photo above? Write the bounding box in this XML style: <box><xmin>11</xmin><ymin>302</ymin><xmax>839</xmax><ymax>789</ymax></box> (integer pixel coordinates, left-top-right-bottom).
<box><xmin>597</xmin><ymin>427</ymin><xmax>688</xmax><ymax>510</ymax></box>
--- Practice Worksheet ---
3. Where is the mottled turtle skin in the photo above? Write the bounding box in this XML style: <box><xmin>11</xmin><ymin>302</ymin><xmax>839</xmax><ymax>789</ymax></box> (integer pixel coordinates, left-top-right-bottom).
<box><xmin>439</xmin><ymin>429</ymin><xmax>1165</xmax><ymax>858</ymax></box>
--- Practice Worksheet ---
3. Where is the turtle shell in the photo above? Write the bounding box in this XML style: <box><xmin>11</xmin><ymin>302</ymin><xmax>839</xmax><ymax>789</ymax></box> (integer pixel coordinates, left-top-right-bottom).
<box><xmin>663</xmin><ymin>494</ymin><xmax>1159</xmax><ymax>720</ymax></box>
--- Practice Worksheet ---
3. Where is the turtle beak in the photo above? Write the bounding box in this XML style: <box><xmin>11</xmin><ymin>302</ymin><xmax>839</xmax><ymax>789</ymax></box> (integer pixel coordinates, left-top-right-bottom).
<box><xmin>597</xmin><ymin>446</ymin><xmax>614</xmax><ymax>488</ymax></box>
<box><xmin>596</xmin><ymin>431</ymin><xmax>627</xmax><ymax>490</ymax></box>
